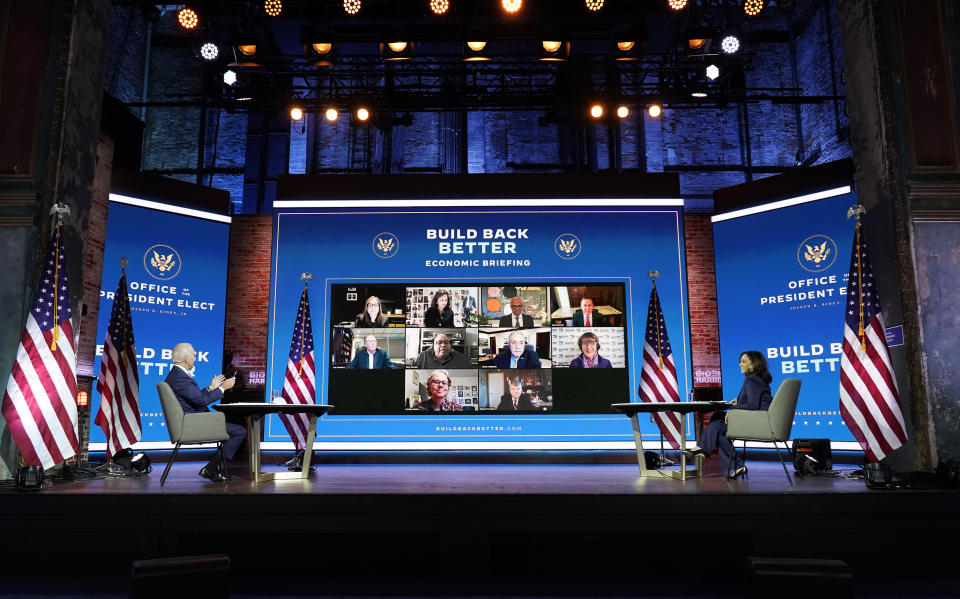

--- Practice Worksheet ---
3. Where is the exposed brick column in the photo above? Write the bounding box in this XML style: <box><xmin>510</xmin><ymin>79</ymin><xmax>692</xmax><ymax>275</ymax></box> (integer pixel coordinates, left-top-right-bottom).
<box><xmin>683</xmin><ymin>213</ymin><xmax>721</xmax><ymax>388</ymax></box>
<box><xmin>223</xmin><ymin>215</ymin><xmax>273</xmax><ymax>396</ymax></box>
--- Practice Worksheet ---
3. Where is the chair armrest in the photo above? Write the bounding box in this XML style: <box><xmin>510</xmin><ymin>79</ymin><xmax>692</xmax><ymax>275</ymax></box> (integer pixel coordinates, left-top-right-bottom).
<box><xmin>179</xmin><ymin>411</ymin><xmax>231</xmax><ymax>444</ymax></box>
<box><xmin>726</xmin><ymin>409</ymin><xmax>773</xmax><ymax>441</ymax></box>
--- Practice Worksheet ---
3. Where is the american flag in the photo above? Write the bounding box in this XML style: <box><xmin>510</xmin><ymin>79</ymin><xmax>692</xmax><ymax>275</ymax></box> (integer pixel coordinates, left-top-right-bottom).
<box><xmin>637</xmin><ymin>282</ymin><xmax>683</xmax><ymax>449</ymax></box>
<box><xmin>280</xmin><ymin>286</ymin><xmax>315</xmax><ymax>450</ymax></box>
<box><xmin>839</xmin><ymin>222</ymin><xmax>907</xmax><ymax>462</ymax></box>
<box><xmin>1</xmin><ymin>221</ymin><xmax>79</xmax><ymax>469</ymax></box>
<box><xmin>95</xmin><ymin>271</ymin><xmax>141</xmax><ymax>459</ymax></box>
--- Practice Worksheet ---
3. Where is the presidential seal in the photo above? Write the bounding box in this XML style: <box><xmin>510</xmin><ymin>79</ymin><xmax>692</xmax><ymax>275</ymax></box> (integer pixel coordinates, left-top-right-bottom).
<box><xmin>797</xmin><ymin>234</ymin><xmax>837</xmax><ymax>272</ymax></box>
<box><xmin>554</xmin><ymin>233</ymin><xmax>581</xmax><ymax>260</ymax></box>
<box><xmin>144</xmin><ymin>244</ymin><xmax>182</xmax><ymax>280</ymax></box>
<box><xmin>373</xmin><ymin>232</ymin><xmax>399</xmax><ymax>259</ymax></box>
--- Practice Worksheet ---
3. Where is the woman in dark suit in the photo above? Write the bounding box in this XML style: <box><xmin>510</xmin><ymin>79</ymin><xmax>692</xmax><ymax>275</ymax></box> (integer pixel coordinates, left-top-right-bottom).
<box><xmin>423</xmin><ymin>290</ymin><xmax>454</xmax><ymax>327</ymax></box>
<box><xmin>356</xmin><ymin>295</ymin><xmax>389</xmax><ymax>327</ymax></box>
<box><xmin>687</xmin><ymin>350</ymin><xmax>773</xmax><ymax>479</ymax></box>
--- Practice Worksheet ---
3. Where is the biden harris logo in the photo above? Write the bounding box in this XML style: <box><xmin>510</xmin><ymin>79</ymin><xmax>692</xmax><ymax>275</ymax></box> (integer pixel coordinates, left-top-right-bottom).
<box><xmin>797</xmin><ymin>234</ymin><xmax>837</xmax><ymax>272</ymax></box>
<box><xmin>554</xmin><ymin>233</ymin><xmax>581</xmax><ymax>260</ymax></box>
<box><xmin>373</xmin><ymin>232</ymin><xmax>399</xmax><ymax>258</ymax></box>
<box><xmin>144</xmin><ymin>244</ymin><xmax>182</xmax><ymax>280</ymax></box>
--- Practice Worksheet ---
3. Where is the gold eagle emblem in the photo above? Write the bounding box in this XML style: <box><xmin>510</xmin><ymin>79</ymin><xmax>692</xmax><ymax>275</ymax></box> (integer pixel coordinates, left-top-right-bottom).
<box><xmin>558</xmin><ymin>239</ymin><xmax>577</xmax><ymax>254</ymax></box>
<box><xmin>377</xmin><ymin>237</ymin><xmax>395</xmax><ymax>253</ymax></box>
<box><xmin>150</xmin><ymin>251</ymin><xmax>176</xmax><ymax>272</ymax></box>
<box><xmin>804</xmin><ymin>242</ymin><xmax>830</xmax><ymax>264</ymax></box>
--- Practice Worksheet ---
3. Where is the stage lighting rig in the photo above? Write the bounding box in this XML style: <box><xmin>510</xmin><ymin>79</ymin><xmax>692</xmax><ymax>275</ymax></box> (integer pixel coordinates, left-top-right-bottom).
<box><xmin>429</xmin><ymin>0</ymin><xmax>450</xmax><ymax>16</ymax></box>
<box><xmin>177</xmin><ymin>7</ymin><xmax>198</xmax><ymax>30</ymax></box>
<box><xmin>502</xmin><ymin>0</ymin><xmax>522</xmax><ymax>15</ymax></box>
<box><xmin>343</xmin><ymin>0</ymin><xmax>361</xmax><ymax>15</ymax></box>
<box><xmin>264</xmin><ymin>0</ymin><xmax>283</xmax><ymax>17</ymax></box>
<box><xmin>585</xmin><ymin>0</ymin><xmax>604</xmax><ymax>11</ymax></box>
<box><xmin>721</xmin><ymin>35</ymin><xmax>740</xmax><ymax>54</ymax></box>
<box><xmin>647</xmin><ymin>104</ymin><xmax>662</xmax><ymax>118</ymax></box>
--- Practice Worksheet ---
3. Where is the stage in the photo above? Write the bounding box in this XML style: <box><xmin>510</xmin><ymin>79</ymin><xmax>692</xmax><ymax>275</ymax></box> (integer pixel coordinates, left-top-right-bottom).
<box><xmin>2</xmin><ymin>451</ymin><xmax>958</xmax><ymax>598</ymax></box>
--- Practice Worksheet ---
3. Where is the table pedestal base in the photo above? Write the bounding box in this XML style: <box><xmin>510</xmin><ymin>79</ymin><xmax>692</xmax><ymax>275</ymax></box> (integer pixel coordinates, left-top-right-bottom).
<box><xmin>629</xmin><ymin>414</ymin><xmax>703</xmax><ymax>480</ymax></box>
<box><xmin>242</xmin><ymin>414</ymin><xmax>318</xmax><ymax>483</ymax></box>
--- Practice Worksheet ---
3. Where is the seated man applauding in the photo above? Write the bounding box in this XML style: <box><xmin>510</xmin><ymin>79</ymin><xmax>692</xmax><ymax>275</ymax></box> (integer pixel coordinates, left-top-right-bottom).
<box><xmin>165</xmin><ymin>342</ymin><xmax>245</xmax><ymax>482</ymax></box>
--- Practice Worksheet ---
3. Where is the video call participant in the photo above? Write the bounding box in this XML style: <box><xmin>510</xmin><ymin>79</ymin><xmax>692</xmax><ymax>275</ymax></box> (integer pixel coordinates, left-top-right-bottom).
<box><xmin>424</xmin><ymin>290</ymin><xmax>455</xmax><ymax>327</ymax></box>
<box><xmin>461</xmin><ymin>290</ymin><xmax>477</xmax><ymax>321</ymax></box>
<box><xmin>346</xmin><ymin>335</ymin><xmax>396</xmax><ymax>369</ymax></box>
<box><xmin>569</xmin><ymin>332</ymin><xmax>613</xmax><ymax>368</ymax></box>
<box><xmin>356</xmin><ymin>295</ymin><xmax>390</xmax><ymax>327</ymax></box>
<box><xmin>497</xmin><ymin>377</ymin><xmax>535</xmax><ymax>412</ymax></box>
<box><xmin>571</xmin><ymin>297</ymin><xmax>601</xmax><ymax>327</ymax></box>
<box><xmin>415</xmin><ymin>369</ymin><xmax>463</xmax><ymax>412</ymax></box>
<box><xmin>165</xmin><ymin>342</ymin><xmax>244</xmax><ymax>482</ymax></box>
<box><xmin>498</xmin><ymin>297</ymin><xmax>534</xmax><ymax>327</ymax></box>
<box><xmin>492</xmin><ymin>331</ymin><xmax>542</xmax><ymax>369</ymax></box>
<box><xmin>413</xmin><ymin>333</ymin><xmax>472</xmax><ymax>369</ymax></box>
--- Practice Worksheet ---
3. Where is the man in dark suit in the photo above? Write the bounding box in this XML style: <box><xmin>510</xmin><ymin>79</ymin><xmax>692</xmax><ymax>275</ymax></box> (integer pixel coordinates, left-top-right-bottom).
<box><xmin>346</xmin><ymin>335</ymin><xmax>396</xmax><ymax>369</ymax></box>
<box><xmin>165</xmin><ymin>342</ymin><xmax>245</xmax><ymax>482</ymax></box>
<box><xmin>571</xmin><ymin>297</ymin><xmax>601</xmax><ymax>327</ymax></box>
<box><xmin>497</xmin><ymin>377</ymin><xmax>536</xmax><ymax>412</ymax></box>
<box><xmin>498</xmin><ymin>297</ymin><xmax>534</xmax><ymax>328</ymax></box>
<box><xmin>492</xmin><ymin>331</ymin><xmax>542</xmax><ymax>369</ymax></box>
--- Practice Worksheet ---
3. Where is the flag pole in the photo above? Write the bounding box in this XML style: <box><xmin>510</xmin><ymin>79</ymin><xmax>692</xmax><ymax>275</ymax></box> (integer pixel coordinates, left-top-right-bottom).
<box><xmin>48</xmin><ymin>203</ymin><xmax>70</xmax><ymax>352</ymax></box>
<box><xmin>298</xmin><ymin>272</ymin><xmax>312</xmax><ymax>375</ymax></box>
<box><xmin>647</xmin><ymin>270</ymin><xmax>662</xmax><ymax>369</ymax></box>
<box><xmin>118</xmin><ymin>257</ymin><xmax>129</xmax><ymax>368</ymax></box>
<box><xmin>847</xmin><ymin>205</ymin><xmax>867</xmax><ymax>352</ymax></box>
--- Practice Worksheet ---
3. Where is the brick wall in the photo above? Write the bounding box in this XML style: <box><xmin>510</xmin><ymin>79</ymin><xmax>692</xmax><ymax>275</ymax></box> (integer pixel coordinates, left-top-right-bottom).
<box><xmin>223</xmin><ymin>215</ymin><xmax>273</xmax><ymax>394</ymax></box>
<box><xmin>683</xmin><ymin>214</ymin><xmax>721</xmax><ymax>387</ymax></box>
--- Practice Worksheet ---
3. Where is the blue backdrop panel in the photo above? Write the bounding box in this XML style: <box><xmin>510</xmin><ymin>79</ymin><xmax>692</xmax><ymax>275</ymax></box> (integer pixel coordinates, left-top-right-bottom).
<box><xmin>713</xmin><ymin>191</ymin><xmax>856</xmax><ymax>441</ymax></box>
<box><xmin>90</xmin><ymin>200</ymin><xmax>230</xmax><ymax>444</ymax></box>
<box><xmin>268</xmin><ymin>204</ymin><xmax>692</xmax><ymax>445</ymax></box>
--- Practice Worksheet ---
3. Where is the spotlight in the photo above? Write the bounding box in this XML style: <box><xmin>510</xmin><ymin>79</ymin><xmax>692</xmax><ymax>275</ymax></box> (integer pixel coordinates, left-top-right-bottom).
<box><xmin>691</xmin><ymin>89</ymin><xmax>708</xmax><ymax>98</ymax></box>
<box><xmin>502</xmin><ymin>0</ymin><xmax>522</xmax><ymax>14</ymax></box>
<box><xmin>539</xmin><ymin>38</ymin><xmax>569</xmax><ymax>61</ymax></box>
<box><xmin>177</xmin><ymin>7</ymin><xmax>199</xmax><ymax>29</ymax></box>
<box><xmin>381</xmin><ymin>40</ymin><xmax>414</xmax><ymax>60</ymax></box>
<box><xmin>200</xmin><ymin>42</ymin><xmax>219</xmax><ymax>61</ymax></box>
<box><xmin>744</xmin><ymin>0</ymin><xmax>764</xmax><ymax>16</ymax></box>
<box><xmin>616</xmin><ymin>105</ymin><xmax>630</xmax><ymax>119</ymax></box>
<box><xmin>290</xmin><ymin>107</ymin><xmax>304</xmax><ymax>121</ymax></box>
<box><xmin>464</xmin><ymin>40</ymin><xmax>489</xmax><ymax>61</ymax></box>
<box><xmin>589</xmin><ymin>104</ymin><xmax>604</xmax><ymax>119</ymax></box>
<box><xmin>721</xmin><ymin>35</ymin><xmax>740</xmax><ymax>54</ymax></box>
<box><xmin>343</xmin><ymin>0</ymin><xmax>361</xmax><ymax>15</ymax></box>
<box><xmin>264</xmin><ymin>0</ymin><xmax>282</xmax><ymax>17</ymax></box>
<box><xmin>223</xmin><ymin>70</ymin><xmax>237</xmax><ymax>85</ymax></box>
<box><xmin>667</xmin><ymin>0</ymin><xmax>687</xmax><ymax>10</ymax></box>
<box><xmin>585</xmin><ymin>0</ymin><xmax>604</xmax><ymax>11</ymax></box>
<box><xmin>706</xmin><ymin>64</ymin><xmax>720</xmax><ymax>80</ymax></box>
<box><xmin>325</xmin><ymin>108</ymin><xmax>339</xmax><ymax>122</ymax></box>
<box><xmin>304</xmin><ymin>30</ymin><xmax>338</xmax><ymax>66</ymax></box>
<box><xmin>429</xmin><ymin>0</ymin><xmax>450</xmax><ymax>15</ymax></box>
<box><xmin>356</xmin><ymin>107</ymin><xmax>370</xmax><ymax>122</ymax></box>
<box><xmin>617</xmin><ymin>41</ymin><xmax>635</xmax><ymax>52</ymax></box>
<box><xmin>647</xmin><ymin>104</ymin><xmax>662</xmax><ymax>118</ymax></box>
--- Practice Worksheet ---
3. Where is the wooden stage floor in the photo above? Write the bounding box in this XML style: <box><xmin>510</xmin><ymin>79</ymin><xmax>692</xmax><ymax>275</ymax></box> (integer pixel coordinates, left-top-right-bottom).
<box><xmin>2</xmin><ymin>452</ymin><xmax>958</xmax><ymax>598</ymax></box>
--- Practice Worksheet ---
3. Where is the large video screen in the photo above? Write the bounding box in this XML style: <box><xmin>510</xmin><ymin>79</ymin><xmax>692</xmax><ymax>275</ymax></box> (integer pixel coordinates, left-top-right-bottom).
<box><xmin>328</xmin><ymin>283</ymin><xmax>628</xmax><ymax>414</ymax></box>
<box><xmin>89</xmin><ymin>195</ymin><xmax>230</xmax><ymax>447</ymax></box>
<box><xmin>712</xmin><ymin>186</ymin><xmax>856</xmax><ymax>444</ymax></box>
<box><xmin>267</xmin><ymin>191</ymin><xmax>691</xmax><ymax>447</ymax></box>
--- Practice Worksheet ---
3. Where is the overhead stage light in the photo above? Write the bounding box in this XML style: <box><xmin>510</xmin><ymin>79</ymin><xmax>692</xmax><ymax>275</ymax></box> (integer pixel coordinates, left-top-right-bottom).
<box><xmin>744</xmin><ymin>0</ymin><xmax>764</xmax><ymax>17</ymax></box>
<box><xmin>585</xmin><ymin>0</ymin><xmax>604</xmax><ymax>11</ymax></box>
<box><xmin>381</xmin><ymin>40</ymin><xmax>414</xmax><ymax>60</ymax></box>
<box><xmin>429</xmin><ymin>0</ymin><xmax>450</xmax><ymax>15</ymax></box>
<box><xmin>721</xmin><ymin>35</ymin><xmax>740</xmax><ymax>54</ymax></box>
<box><xmin>502</xmin><ymin>0</ymin><xmax>522</xmax><ymax>14</ymax></box>
<box><xmin>290</xmin><ymin>107</ymin><xmax>304</xmax><ymax>121</ymax></box>
<box><xmin>356</xmin><ymin>107</ymin><xmax>370</xmax><ymax>122</ymax></box>
<box><xmin>706</xmin><ymin>64</ymin><xmax>720</xmax><ymax>80</ymax></box>
<box><xmin>325</xmin><ymin>108</ymin><xmax>339</xmax><ymax>122</ymax></box>
<box><xmin>200</xmin><ymin>42</ymin><xmax>219</xmax><ymax>61</ymax></box>
<box><xmin>589</xmin><ymin>104</ymin><xmax>604</xmax><ymax>119</ymax></box>
<box><xmin>539</xmin><ymin>39</ymin><xmax>569</xmax><ymax>61</ymax></box>
<box><xmin>223</xmin><ymin>70</ymin><xmax>237</xmax><ymax>85</ymax></box>
<box><xmin>264</xmin><ymin>0</ymin><xmax>283</xmax><ymax>17</ymax></box>
<box><xmin>464</xmin><ymin>40</ymin><xmax>489</xmax><ymax>61</ymax></box>
<box><xmin>343</xmin><ymin>0</ymin><xmax>361</xmax><ymax>15</ymax></box>
<box><xmin>667</xmin><ymin>0</ymin><xmax>687</xmax><ymax>10</ymax></box>
<box><xmin>616</xmin><ymin>105</ymin><xmax>630</xmax><ymax>119</ymax></box>
<box><xmin>177</xmin><ymin>7</ymin><xmax>199</xmax><ymax>29</ymax></box>
<box><xmin>647</xmin><ymin>104</ymin><xmax>662</xmax><ymax>118</ymax></box>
